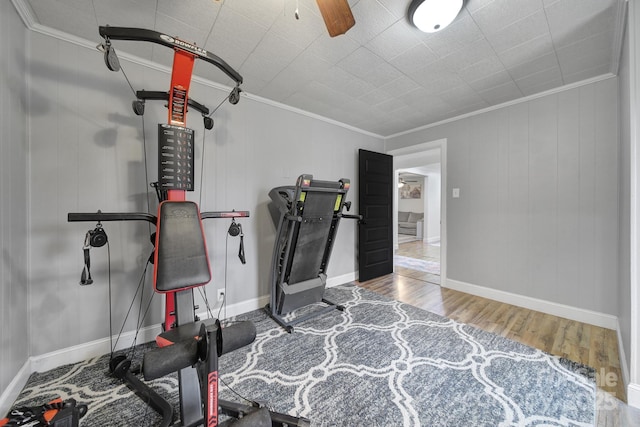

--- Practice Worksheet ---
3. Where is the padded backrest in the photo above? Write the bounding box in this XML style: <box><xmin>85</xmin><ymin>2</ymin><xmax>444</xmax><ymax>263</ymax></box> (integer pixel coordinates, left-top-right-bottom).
<box><xmin>154</xmin><ymin>201</ymin><xmax>211</xmax><ymax>293</ymax></box>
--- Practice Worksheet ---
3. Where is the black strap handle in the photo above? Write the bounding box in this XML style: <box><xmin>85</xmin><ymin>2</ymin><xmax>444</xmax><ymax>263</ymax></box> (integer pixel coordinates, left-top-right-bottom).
<box><xmin>238</xmin><ymin>232</ymin><xmax>246</xmax><ymax>265</ymax></box>
<box><xmin>80</xmin><ymin>231</ymin><xmax>93</xmax><ymax>285</ymax></box>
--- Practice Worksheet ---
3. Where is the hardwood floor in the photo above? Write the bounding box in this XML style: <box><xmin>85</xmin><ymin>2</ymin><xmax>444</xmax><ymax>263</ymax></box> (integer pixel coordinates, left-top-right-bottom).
<box><xmin>357</xmin><ymin>240</ymin><xmax>640</xmax><ymax>426</ymax></box>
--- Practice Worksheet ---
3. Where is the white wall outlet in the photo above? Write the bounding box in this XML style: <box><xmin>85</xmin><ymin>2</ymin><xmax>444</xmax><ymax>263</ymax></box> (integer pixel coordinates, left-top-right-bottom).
<box><xmin>452</xmin><ymin>188</ymin><xmax>460</xmax><ymax>198</ymax></box>
<box><xmin>217</xmin><ymin>289</ymin><xmax>225</xmax><ymax>302</ymax></box>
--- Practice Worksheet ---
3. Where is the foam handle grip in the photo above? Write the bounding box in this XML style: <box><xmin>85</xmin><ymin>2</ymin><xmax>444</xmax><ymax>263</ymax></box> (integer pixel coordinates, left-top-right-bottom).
<box><xmin>219</xmin><ymin>321</ymin><xmax>257</xmax><ymax>357</ymax></box>
<box><xmin>143</xmin><ymin>339</ymin><xmax>199</xmax><ymax>381</ymax></box>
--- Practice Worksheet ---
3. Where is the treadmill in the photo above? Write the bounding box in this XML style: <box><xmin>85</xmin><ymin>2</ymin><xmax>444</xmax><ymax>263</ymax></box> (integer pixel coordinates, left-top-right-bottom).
<box><xmin>266</xmin><ymin>174</ymin><xmax>361</xmax><ymax>332</ymax></box>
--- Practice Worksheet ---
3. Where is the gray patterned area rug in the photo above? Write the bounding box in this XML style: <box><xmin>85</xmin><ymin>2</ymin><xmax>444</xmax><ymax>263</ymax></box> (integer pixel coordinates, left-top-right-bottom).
<box><xmin>13</xmin><ymin>285</ymin><xmax>595</xmax><ymax>426</ymax></box>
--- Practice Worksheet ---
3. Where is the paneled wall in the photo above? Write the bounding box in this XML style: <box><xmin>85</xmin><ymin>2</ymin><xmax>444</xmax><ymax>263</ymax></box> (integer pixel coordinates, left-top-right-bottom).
<box><xmin>26</xmin><ymin>31</ymin><xmax>383</xmax><ymax>357</ymax></box>
<box><xmin>618</xmin><ymin>11</ymin><xmax>631</xmax><ymax>377</ymax></box>
<box><xmin>387</xmin><ymin>77</ymin><xmax>620</xmax><ymax>316</ymax></box>
<box><xmin>0</xmin><ymin>1</ymin><xmax>29</xmax><ymax>395</ymax></box>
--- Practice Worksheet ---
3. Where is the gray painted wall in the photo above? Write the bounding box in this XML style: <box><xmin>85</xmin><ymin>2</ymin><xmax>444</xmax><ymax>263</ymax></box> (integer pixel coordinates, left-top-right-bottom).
<box><xmin>387</xmin><ymin>78</ymin><xmax>620</xmax><ymax>316</ymax></box>
<box><xmin>0</xmin><ymin>1</ymin><xmax>29</xmax><ymax>394</ymax></box>
<box><xmin>425</xmin><ymin>173</ymin><xmax>441</xmax><ymax>241</ymax></box>
<box><xmin>618</xmin><ymin>16</ymin><xmax>631</xmax><ymax>373</ymax></box>
<box><xmin>3</xmin><ymin>0</ymin><xmax>628</xmax><ymax>396</ymax></box>
<box><xmin>26</xmin><ymin>31</ymin><xmax>383</xmax><ymax>357</ymax></box>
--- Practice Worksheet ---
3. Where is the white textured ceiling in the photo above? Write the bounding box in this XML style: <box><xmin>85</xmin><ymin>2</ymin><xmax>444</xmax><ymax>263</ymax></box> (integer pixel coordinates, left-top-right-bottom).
<box><xmin>17</xmin><ymin>0</ymin><xmax>626</xmax><ymax>137</ymax></box>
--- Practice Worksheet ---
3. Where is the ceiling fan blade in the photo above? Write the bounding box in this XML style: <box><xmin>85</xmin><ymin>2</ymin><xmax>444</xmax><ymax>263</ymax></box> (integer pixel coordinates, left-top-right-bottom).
<box><xmin>316</xmin><ymin>0</ymin><xmax>355</xmax><ymax>37</ymax></box>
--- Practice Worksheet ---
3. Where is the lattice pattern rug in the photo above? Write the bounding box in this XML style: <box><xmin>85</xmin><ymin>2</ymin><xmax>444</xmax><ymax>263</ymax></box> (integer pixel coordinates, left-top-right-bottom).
<box><xmin>12</xmin><ymin>285</ymin><xmax>595</xmax><ymax>426</ymax></box>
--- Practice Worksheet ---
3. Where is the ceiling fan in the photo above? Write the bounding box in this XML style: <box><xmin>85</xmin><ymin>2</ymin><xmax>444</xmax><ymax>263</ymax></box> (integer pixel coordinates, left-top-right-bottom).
<box><xmin>315</xmin><ymin>0</ymin><xmax>355</xmax><ymax>37</ymax></box>
<box><xmin>398</xmin><ymin>176</ymin><xmax>419</xmax><ymax>188</ymax></box>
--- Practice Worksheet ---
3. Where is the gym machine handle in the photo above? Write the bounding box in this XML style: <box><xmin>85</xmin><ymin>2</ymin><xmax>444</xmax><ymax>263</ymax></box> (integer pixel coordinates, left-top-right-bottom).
<box><xmin>136</xmin><ymin>90</ymin><xmax>210</xmax><ymax>116</ymax></box>
<box><xmin>98</xmin><ymin>26</ymin><xmax>243</xmax><ymax>84</ymax></box>
<box><xmin>201</xmin><ymin>210</ymin><xmax>250</xmax><ymax>219</ymax></box>
<box><xmin>68</xmin><ymin>212</ymin><xmax>157</xmax><ymax>224</ymax></box>
<box><xmin>68</xmin><ymin>210</ymin><xmax>250</xmax><ymax>224</ymax></box>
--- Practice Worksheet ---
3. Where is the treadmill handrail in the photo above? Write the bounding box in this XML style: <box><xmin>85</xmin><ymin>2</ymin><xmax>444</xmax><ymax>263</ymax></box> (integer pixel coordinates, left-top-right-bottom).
<box><xmin>339</xmin><ymin>214</ymin><xmax>363</xmax><ymax>221</ymax></box>
<box><xmin>99</xmin><ymin>26</ymin><xmax>243</xmax><ymax>84</ymax></box>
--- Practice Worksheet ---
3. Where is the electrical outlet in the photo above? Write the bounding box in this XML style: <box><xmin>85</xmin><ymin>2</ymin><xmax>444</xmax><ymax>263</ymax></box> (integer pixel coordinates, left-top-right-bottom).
<box><xmin>217</xmin><ymin>289</ymin><xmax>225</xmax><ymax>302</ymax></box>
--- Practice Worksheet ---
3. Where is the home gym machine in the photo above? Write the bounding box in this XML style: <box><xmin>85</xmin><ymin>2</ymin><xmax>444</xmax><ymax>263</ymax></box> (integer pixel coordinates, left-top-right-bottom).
<box><xmin>266</xmin><ymin>174</ymin><xmax>361</xmax><ymax>332</ymax></box>
<box><xmin>68</xmin><ymin>26</ymin><xmax>309</xmax><ymax>427</ymax></box>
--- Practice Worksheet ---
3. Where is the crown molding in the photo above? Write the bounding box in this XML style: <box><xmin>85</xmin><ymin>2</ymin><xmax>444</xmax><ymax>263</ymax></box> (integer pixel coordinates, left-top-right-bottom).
<box><xmin>611</xmin><ymin>0</ymin><xmax>629</xmax><ymax>76</ymax></box>
<box><xmin>10</xmin><ymin>0</ymin><xmax>383</xmax><ymax>140</ymax></box>
<box><xmin>386</xmin><ymin>73</ymin><xmax>617</xmax><ymax>140</ymax></box>
<box><xmin>10</xmin><ymin>0</ymin><xmax>35</xmax><ymax>28</ymax></box>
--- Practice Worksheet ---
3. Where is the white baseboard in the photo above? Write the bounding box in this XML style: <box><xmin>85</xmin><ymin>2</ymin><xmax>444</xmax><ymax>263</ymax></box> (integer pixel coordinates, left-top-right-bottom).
<box><xmin>0</xmin><ymin>360</ymin><xmax>31</xmax><ymax>417</ymax></box>
<box><xmin>30</xmin><ymin>324</ymin><xmax>163</xmax><ymax>374</ymax></box>
<box><xmin>628</xmin><ymin>383</ymin><xmax>640</xmax><ymax>408</ymax></box>
<box><xmin>616</xmin><ymin>318</ymin><xmax>630</xmax><ymax>391</ymax></box>
<box><xmin>198</xmin><ymin>295</ymin><xmax>271</xmax><ymax>321</ymax></box>
<box><xmin>445</xmin><ymin>278</ymin><xmax>618</xmax><ymax>330</ymax></box>
<box><xmin>427</xmin><ymin>236</ymin><xmax>440</xmax><ymax>243</ymax></box>
<box><xmin>327</xmin><ymin>272</ymin><xmax>357</xmax><ymax>288</ymax></box>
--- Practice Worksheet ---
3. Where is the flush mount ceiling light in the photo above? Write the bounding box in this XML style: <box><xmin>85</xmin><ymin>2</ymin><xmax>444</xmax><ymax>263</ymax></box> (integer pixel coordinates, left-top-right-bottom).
<box><xmin>409</xmin><ymin>0</ymin><xmax>463</xmax><ymax>33</ymax></box>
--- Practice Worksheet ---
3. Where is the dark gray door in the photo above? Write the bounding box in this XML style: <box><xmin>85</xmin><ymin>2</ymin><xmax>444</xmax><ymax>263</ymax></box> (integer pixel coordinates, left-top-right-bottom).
<box><xmin>358</xmin><ymin>149</ymin><xmax>393</xmax><ymax>282</ymax></box>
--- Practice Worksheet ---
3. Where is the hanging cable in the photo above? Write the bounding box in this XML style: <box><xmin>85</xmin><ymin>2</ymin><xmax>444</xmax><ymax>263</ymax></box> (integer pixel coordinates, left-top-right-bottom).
<box><xmin>197</xmin><ymin>286</ymin><xmax>215</xmax><ymax>321</ymax></box>
<box><xmin>119</xmin><ymin>63</ymin><xmax>138</xmax><ymax>97</ymax></box>
<box><xmin>127</xmin><ymin>285</ymin><xmax>156</xmax><ymax>362</ymax></box>
<box><xmin>108</xmin><ymin>242</ymin><xmax>114</xmax><ymax>360</ymax></box>
<box><xmin>219</xmin><ymin>377</ymin><xmax>261</xmax><ymax>407</ymax></box>
<box><xmin>109</xmin><ymin>257</ymin><xmax>152</xmax><ymax>355</ymax></box>
<box><xmin>217</xmin><ymin>231</ymin><xmax>230</xmax><ymax>320</ymax></box>
<box><xmin>206</xmin><ymin>92</ymin><xmax>232</xmax><ymax>118</ymax></box>
<box><xmin>199</xmin><ymin>122</ymin><xmax>207</xmax><ymax>207</ymax></box>
<box><xmin>141</xmin><ymin>115</ymin><xmax>151</xmax><ymax>210</ymax></box>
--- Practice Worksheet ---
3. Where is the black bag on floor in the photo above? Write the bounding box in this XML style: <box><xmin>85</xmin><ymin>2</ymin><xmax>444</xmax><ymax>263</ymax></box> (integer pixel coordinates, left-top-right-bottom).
<box><xmin>0</xmin><ymin>397</ymin><xmax>87</xmax><ymax>427</ymax></box>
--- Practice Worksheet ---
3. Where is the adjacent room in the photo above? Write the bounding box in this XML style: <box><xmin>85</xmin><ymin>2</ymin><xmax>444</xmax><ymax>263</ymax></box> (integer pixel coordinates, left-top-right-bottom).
<box><xmin>2</xmin><ymin>0</ymin><xmax>640</xmax><ymax>425</ymax></box>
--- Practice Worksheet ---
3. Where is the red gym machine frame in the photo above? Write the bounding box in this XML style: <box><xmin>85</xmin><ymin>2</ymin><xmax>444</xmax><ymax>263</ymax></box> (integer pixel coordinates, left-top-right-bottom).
<box><xmin>97</xmin><ymin>26</ymin><xmax>245</xmax><ymax>333</ymax></box>
<box><xmin>68</xmin><ymin>26</ymin><xmax>309</xmax><ymax>427</ymax></box>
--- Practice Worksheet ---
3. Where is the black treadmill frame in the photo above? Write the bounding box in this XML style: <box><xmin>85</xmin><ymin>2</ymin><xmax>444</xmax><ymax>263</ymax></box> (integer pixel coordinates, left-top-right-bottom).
<box><xmin>266</xmin><ymin>174</ymin><xmax>361</xmax><ymax>332</ymax></box>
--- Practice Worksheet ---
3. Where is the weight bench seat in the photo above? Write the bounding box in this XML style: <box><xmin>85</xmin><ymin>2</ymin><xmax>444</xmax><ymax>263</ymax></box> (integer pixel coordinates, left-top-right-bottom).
<box><xmin>154</xmin><ymin>201</ymin><xmax>211</xmax><ymax>293</ymax></box>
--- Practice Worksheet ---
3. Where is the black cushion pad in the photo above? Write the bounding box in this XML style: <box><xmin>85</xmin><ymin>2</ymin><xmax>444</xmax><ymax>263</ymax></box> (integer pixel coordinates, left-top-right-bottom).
<box><xmin>154</xmin><ymin>201</ymin><xmax>211</xmax><ymax>292</ymax></box>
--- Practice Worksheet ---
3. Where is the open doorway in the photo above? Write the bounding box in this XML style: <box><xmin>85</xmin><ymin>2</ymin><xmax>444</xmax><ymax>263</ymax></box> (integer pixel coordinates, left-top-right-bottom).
<box><xmin>387</xmin><ymin>140</ymin><xmax>447</xmax><ymax>287</ymax></box>
<box><xmin>396</xmin><ymin>169</ymin><xmax>441</xmax><ymax>285</ymax></box>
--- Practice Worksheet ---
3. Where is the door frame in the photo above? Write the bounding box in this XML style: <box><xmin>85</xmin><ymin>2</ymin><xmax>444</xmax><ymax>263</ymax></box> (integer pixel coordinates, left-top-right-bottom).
<box><xmin>386</xmin><ymin>139</ymin><xmax>447</xmax><ymax>285</ymax></box>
